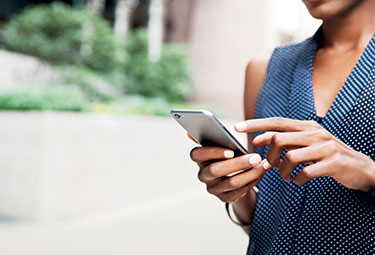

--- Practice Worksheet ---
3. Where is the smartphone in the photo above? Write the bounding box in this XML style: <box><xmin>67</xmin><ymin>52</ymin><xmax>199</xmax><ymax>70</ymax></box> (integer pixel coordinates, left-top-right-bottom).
<box><xmin>170</xmin><ymin>109</ymin><xmax>248</xmax><ymax>157</ymax></box>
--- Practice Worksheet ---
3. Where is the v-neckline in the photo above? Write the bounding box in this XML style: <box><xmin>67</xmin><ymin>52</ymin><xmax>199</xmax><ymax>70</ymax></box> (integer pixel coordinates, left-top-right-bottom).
<box><xmin>286</xmin><ymin>28</ymin><xmax>375</xmax><ymax>124</ymax></box>
<box><xmin>309</xmin><ymin>30</ymin><xmax>375</xmax><ymax>120</ymax></box>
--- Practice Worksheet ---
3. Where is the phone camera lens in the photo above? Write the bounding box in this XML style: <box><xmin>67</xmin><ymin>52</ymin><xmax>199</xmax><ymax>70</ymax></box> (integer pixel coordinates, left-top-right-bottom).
<box><xmin>174</xmin><ymin>114</ymin><xmax>182</xmax><ymax>119</ymax></box>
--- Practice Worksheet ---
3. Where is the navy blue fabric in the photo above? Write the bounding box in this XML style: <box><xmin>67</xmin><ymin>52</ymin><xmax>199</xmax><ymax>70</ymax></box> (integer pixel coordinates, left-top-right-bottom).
<box><xmin>248</xmin><ymin>29</ymin><xmax>375</xmax><ymax>255</ymax></box>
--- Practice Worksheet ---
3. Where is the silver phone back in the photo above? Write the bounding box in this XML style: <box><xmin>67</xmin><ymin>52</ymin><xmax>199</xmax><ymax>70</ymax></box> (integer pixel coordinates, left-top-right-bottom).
<box><xmin>170</xmin><ymin>110</ymin><xmax>248</xmax><ymax>156</ymax></box>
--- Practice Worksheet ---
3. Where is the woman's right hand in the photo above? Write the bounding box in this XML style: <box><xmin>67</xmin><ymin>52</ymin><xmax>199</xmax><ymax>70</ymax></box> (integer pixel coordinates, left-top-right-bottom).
<box><xmin>189</xmin><ymin>146</ymin><xmax>269</xmax><ymax>203</ymax></box>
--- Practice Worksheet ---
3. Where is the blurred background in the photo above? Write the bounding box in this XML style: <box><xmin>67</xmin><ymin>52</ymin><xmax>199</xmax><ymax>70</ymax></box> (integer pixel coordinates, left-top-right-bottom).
<box><xmin>0</xmin><ymin>0</ymin><xmax>320</xmax><ymax>254</ymax></box>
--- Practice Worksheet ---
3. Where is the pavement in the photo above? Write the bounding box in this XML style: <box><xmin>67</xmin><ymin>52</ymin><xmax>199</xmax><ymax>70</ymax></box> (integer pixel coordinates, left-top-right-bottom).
<box><xmin>0</xmin><ymin>187</ymin><xmax>248</xmax><ymax>255</ymax></box>
<box><xmin>0</xmin><ymin>114</ymin><xmax>249</xmax><ymax>255</ymax></box>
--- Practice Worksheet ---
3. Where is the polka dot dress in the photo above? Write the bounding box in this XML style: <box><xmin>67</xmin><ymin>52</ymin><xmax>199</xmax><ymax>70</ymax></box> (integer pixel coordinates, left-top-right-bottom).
<box><xmin>248</xmin><ymin>28</ymin><xmax>375</xmax><ymax>255</ymax></box>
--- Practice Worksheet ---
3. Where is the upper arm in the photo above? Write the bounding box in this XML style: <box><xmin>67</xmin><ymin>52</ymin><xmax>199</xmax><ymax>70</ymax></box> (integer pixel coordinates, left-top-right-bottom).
<box><xmin>244</xmin><ymin>52</ymin><xmax>272</xmax><ymax>152</ymax></box>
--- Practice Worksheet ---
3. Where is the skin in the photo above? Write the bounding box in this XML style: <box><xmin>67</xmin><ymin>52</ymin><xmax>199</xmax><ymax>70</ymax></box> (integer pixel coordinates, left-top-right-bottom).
<box><xmin>190</xmin><ymin>0</ymin><xmax>375</xmax><ymax>231</ymax></box>
<box><xmin>235</xmin><ymin>118</ymin><xmax>375</xmax><ymax>191</ymax></box>
<box><xmin>189</xmin><ymin>54</ymin><xmax>270</xmax><ymax>231</ymax></box>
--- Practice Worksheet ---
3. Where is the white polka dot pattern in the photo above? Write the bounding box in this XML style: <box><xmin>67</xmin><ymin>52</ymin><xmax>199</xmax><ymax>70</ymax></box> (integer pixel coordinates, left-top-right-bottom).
<box><xmin>247</xmin><ymin>28</ymin><xmax>375</xmax><ymax>255</ymax></box>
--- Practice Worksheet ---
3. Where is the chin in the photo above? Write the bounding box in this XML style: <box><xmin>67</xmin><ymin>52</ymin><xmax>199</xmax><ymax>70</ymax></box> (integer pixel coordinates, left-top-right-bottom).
<box><xmin>302</xmin><ymin>0</ymin><xmax>362</xmax><ymax>20</ymax></box>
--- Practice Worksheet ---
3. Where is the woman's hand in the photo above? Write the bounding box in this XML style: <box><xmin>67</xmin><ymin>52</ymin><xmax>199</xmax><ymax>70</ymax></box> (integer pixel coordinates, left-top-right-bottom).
<box><xmin>189</xmin><ymin>145</ymin><xmax>268</xmax><ymax>203</ymax></box>
<box><xmin>235</xmin><ymin>117</ymin><xmax>375</xmax><ymax>192</ymax></box>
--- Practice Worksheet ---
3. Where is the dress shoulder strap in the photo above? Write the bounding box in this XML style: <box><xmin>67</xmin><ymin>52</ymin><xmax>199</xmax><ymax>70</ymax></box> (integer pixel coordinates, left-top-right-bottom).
<box><xmin>255</xmin><ymin>34</ymin><xmax>318</xmax><ymax>120</ymax></box>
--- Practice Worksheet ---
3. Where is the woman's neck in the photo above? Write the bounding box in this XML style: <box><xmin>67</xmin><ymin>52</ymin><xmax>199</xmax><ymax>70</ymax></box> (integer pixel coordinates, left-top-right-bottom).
<box><xmin>321</xmin><ymin>0</ymin><xmax>375</xmax><ymax>51</ymax></box>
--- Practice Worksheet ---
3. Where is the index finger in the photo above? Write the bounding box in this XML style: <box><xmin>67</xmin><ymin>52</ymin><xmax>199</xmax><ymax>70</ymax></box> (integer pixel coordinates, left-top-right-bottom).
<box><xmin>235</xmin><ymin>117</ymin><xmax>318</xmax><ymax>133</ymax></box>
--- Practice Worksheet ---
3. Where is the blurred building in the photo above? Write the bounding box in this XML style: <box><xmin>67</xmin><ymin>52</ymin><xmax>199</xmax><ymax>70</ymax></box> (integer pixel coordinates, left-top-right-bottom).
<box><xmin>167</xmin><ymin>0</ymin><xmax>321</xmax><ymax>119</ymax></box>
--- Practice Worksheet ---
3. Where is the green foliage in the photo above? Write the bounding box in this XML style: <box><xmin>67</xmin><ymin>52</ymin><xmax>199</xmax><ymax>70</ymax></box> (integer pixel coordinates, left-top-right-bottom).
<box><xmin>123</xmin><ymin>29</ymin><xmax>192</xmax><ymax>102</ymax></box>
<box><xmin>0</xmin><ymin>85</ymin><xmax>88</xmax><ymax>111</ymax></box>
<box><xmin>0</xmin><ymin>4</ymin><xmax>194</xmax><ymax>114</ymax></box>
<box><xmin>1</xmin><ymin>2</ymin><xmax>117</xmax><ymax>72</ymax></box>
<box><xmin>59</xmin><ymin>66</ymin><xmax>122</xmax><ymax>101</ymax></box>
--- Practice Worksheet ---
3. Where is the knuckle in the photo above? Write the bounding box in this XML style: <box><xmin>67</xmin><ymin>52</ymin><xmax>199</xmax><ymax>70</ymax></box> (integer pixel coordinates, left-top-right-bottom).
<box><xmin>219</xmin><ymin>194</ymin><xmax>230</xmax><ymax>203</ymax></box>
<box><xmin>227</xmin><ymin>177</ymin><xmax>241</xmax><ymax>189</ymax></box>
<box><xmin>268</xmin><ymin>156</ymin><xmax>280</xmax><ymax>167</ymax></box>
<box><xmin>327</xmin><ymin>159</ymin><xmax>338</xmax><ymax>170</ymax></box>
<box><xmin>197</xmin><ymin>170</ymin><xmax>204</xmax><ymax>182</ymax></box>
<box><xmin>281</xmin><ymin>176</ymin><xmax>290</xmax><ymax>182</ymax></box>
<box><xmin>271</xmin><ymin>133</ymin><xmax>282</xmax><ymax>146</ymax></box>
<box><xmin>190</xmin><ymin>147</ymin><xmax>200</xmax><ymax>161</ymax></box>
<box><xmin>318</xmin><ymin>129</ymin><xmax>330</xmax><ymax>140</ymax></box>
<box><xmin>311</xmin><ymin>130</ymin><xmax>321</xmax><ymax>137</ymax></box>
<box><xmin>207</xmin><ymin>164</ymin><xmax>219</xmax><ymax>178</ymax></box>
<box><xmin>284</xmin><ymin>151</ymin><xmax>296</xmax><ymax>164</ymax></box>
<box><xmin>302</xmin><ymin>168</ymin><xmax>313</xmax><ymax>180</ymax></box>
<box><xmin>325</xmin><ymin>140</ymin><xmax>338</xmax><ymax>153</ymax></box>
<box><xmin>306</xmin><ymin>120</ymin><xmax>320</xmax><ymax>129</ymax></box>
<box><xmin>329</xmin><ymin>154</ymin><xmax>343</xmax><ymax>169</ymax></box>
<box><xmin>272</xmin><ymin>117</ymin><xmax>284</xmax><ymax>125</ymax></box>
<box><xmin>206</xmin><ymin>185</ymin><xmax>214</xmax><ymax>194</ymax></box>
<box><xmin>278</xmin><ymin>170</ymin><xmax>286</xmax><ymax>179</ymax></box>
<box><xmin>280</xmin><ymin>173</ymin><xmax>289</xmax><ymax>182</ymax></box>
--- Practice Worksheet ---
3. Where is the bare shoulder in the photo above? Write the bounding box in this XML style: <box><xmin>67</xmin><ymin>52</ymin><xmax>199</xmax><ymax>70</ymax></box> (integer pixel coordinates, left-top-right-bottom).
<box><xmin>244</xmin><ymin>51</ymin><xmax>272</xmax><ymax>152</ymax></box>
<box><xmin>245</xmin><ymin>52</ymin><xmax>272</xmax><ymax>83</ymax></box>
<box><xmin>244</xmin><ymin>51</ymin><xmax>272</xmax><ymax>120</ymax></box>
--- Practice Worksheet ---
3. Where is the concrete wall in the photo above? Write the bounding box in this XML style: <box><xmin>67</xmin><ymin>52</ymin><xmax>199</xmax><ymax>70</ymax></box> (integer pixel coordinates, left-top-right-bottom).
<box><xmin>0</xmin><ymin>112</ymin><xmax>250</xmax><ymax>254</ymax></box>
<box><xmin>0</xmin><ymin>50</ymin><xmax>58</xmax><ymax>90</ymax></box>
<box><xmin>0</xmin><ymin>111</ymin><xmax>246</xmax><ymax>221</ymax></box>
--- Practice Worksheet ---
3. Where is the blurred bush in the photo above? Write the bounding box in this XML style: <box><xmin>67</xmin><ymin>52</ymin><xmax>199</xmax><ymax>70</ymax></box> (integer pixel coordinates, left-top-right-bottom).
<box><xmin>0</xmin><ymin>85</ymin><xmax>88</xmax><ymax>111</ymax></box>
<box><xmin>0</xmin><ymin>3</ymin><xmax>195</xmax><ymax>114</ymax></box>
<box><xmin>1</xmin><ymin>2</ymin><xmax>117</xmax><ymax>72</ymax></box>
<box><xmin>59</xmin><ymin>66</ymin><xmax>122</xmax><ymax>101</ymax></box>
<box><xmin>123</xmin><ymin>29</ymin><xmax>192</xmax><ymax>102</ymax></box>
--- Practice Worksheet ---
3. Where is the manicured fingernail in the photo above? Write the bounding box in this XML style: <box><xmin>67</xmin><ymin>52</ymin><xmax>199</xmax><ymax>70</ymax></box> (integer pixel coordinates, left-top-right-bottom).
<box><xmin>235</xmin><ymin>121</ymin><xmax>247</xmax><ymax>131</ymax></box>
<box><xmin>249</xmin><ymin>154</ymin><xmax>261</xmax><ymax>165</ymax></box>
<box><xmin>224</xmin><ymin>150</ymin><xmax>234</xmax><ymax>158</ymax></box>
<box><xmin>263</xmin><ymin>160</ymin><xmax>272</xmax><ymax>170</ymax></box>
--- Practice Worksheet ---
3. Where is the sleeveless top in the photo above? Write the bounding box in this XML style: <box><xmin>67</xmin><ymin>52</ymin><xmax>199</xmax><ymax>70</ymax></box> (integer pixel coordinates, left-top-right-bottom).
<box><xmin>248</xmin><ymin>29</ymin><xmax>375</xmax><ymax>255</ymax></box>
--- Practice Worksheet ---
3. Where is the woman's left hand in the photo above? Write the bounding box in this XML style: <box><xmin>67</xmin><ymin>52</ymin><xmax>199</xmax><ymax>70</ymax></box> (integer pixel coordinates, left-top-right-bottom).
<box><xmin>235</xmin><ymin>117</ymin><xmax>375</xmax><ymax>192</ymax></box>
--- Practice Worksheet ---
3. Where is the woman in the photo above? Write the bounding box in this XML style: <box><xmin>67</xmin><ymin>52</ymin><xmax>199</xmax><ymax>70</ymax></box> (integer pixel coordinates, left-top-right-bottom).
<box><xmin>189</xmin><ymin>0</ymin><xmax>375</xmax><ymax>254</ymax></box>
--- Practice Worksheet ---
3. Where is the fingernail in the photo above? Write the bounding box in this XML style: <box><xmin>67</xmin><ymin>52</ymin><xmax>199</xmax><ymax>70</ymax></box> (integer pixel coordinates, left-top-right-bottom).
<box><xmin>249</xmin><ymin>154</ymin><xmax>261</xmax><ymax>165</ymax></box>
<box><xmin>235</xmin><ymin>121</ymin><xmax>247</xmax><ymax>131</ymax></box>
<box><xmin>263</xmin><ymin>160</ymin><xmax>272</xmax><ymax>170</ymax></box>
<box><xmin>224</xmin><ymin>150</ymin><xmax>234</xmax><ymax>158</ymax></box>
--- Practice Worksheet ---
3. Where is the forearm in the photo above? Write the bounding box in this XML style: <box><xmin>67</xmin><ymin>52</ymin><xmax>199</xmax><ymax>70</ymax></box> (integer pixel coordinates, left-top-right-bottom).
<box><xmin>232</xmin><ymin>188</ymin><xmax>258</xmax><ymax>232</ymax></box>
